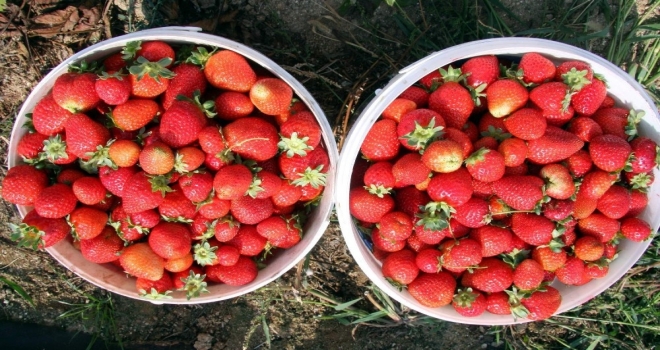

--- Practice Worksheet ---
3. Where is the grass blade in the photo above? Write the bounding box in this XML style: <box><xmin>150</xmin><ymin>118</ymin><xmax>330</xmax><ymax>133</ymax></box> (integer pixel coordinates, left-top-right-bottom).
<box><xmin>334</xmin><ymin>297</ymin><xmax>362</xmax><ymax>311</ymax></box>
<box><xmin>0</xmin><ymin>276</ymin><xmax>35</xmax><ymax>307</ymax></box>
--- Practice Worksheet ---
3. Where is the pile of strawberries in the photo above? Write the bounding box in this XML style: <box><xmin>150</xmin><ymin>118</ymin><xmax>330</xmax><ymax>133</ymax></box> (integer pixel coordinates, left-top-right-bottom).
<box><xmin>349</xmin><ymin>53</ymin><xmax>658</xmax><ymax>320</ymax></box>
<box><xmin>2</xmin><ymin>40</ymin><xmax>329</xmax><ymax>299</ymax></box>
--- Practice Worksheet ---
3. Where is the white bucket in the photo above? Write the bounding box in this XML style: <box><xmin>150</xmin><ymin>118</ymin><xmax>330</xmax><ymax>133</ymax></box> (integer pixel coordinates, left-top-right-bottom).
<box><xmin>7</xmin><ymin>27</ymin><xmax>338</xmax><ymax>304</ymax></box>
<box><xmin>335</xmin><ymin>38</ymin><xmax>660</xmax><ymax>325</ymax></box>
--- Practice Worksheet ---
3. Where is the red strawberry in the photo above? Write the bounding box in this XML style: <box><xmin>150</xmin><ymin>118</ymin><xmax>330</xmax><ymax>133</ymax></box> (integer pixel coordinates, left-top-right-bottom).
<box><xmin>124</xmin><ymin>41</ymin><xmax>175</xmax><ymax>64</ymax></box>
<box><xmin>397</xmin><ymin>109</ymin><xmax>445</xmax><ymax>151</ymax></box>
<box><xmin>198</xmin><ymin>125</ymin><xmax>230</xmax><ymax>156</ymax></box>
<box><xmin>513</xmin><ymin>259</ymin><xmax>545</xmax><ymax>291</ymax></box>
<box><xmin>574</xmin><ymin>236</ymin><xmax>604</xmax><ymax>262</ymax></box>
<box><xmin>148</xmin><ymin>222</ymin><xmax>192</xmax><ymax>260</ymax></box>
<box><xmin>540</xmin><ymin>164</ymin><xmax>575</xmax><ymax>200</ymax></box>
<box><xmin>529</xmin><ymin>82</ymin><xmax>571</xmax><ymax>116</ymax></box>
<box><xmin>571</xmin><ymin>78</ymin><xmax>607</xmax><ymax>116</ymax></box>
<box><xmin>629</xmin><ymin>137</ymin><xmax>658</xmax><ymax>174</ymax></box>
<box><xmin>408</xmin><ymin>272</ymin><xmax>456</xmax><ymax>307</ymax></box>
<box><xmin>555</xmin><ymin>257</ymin><xmax>586</xmax><ymax>285</ymax></box>
<box><xmin>439</xmin><ymin>238</ymin><xmax>483</xmax><ymax>273</ymax></box>
<box><xmin>279</xmin><ymin>111</ymin><xmax>322</xmax><ymax>154</ymax></box>
<box><xmin>491</xmin><ymin>175</ymin><xmax>544</xmax><ymax>211</ymax></box>
<box><xmin>585</xmin><ymin>263</ymin><xmax>609</xmax><ymax>279</ymax></box>
<box><xmin>95</xmin><ymin>72</ymin><xmax>132</xmax><ymax>106</ymax></box>
<box><xmin>214</xmin><ymin>164</ymin><xmax>253</xmax><ymax>200</ymax></box>
<box><xmin>420</xmin><ymin>70</ymin><xmax>442</xmax><ymax>89</ymax></box>
<box><xmin>565</xmin><ymin>150</ymin><xmax>593</xmax><ymax>177</ymax></box>
<box><xmin>465</xmin><ymin>148</ymin><xmax>506</xmax><ymax>182</ymax></box>
<box><xmin>485</xmin><ymin>79</ymin><xmax>529</xmax><ymax>118</ymax></box>
<box><xmin>379</xmin><ymin>211</ymin><xmax>413</xmax><ymax>241</ymax></box>
<box><xmin>16</xmin><ymin>132</ymin><xmax>49</xmax><ymax>160</ymax></box>
<box><xmin>567</xmin><ymin>117</ymin><xmax>603</xmax><ymax>142</ymax></box>
<box><xmin>111</xmin><ymin>99</ymin><xmax>159</xmax><ymax>131</ymax></box>
<box><xmin>32</xmin><ymin>94</ymin><xmax>75</xmax><ymax>136</ymax></box>
<box><xmin>13</xmin><ymin>211</ymin><xmax>69</xmax><ymax>249</ymax></box>
<box><xmin>178</xmin><ymin>172</ymin><xmax>213</xmax><ymax>203</ymax></box>
<box><xmin>227</xmin><ymin>225</ymin><xmax>267</xmax><ymax>256</ymax></box>
<box><xmin>382</xmin><ymin>98</ymin><xmax>417</xmax><ymax>123</ymax></box>
<box><xmin>204</xmin><ymin>50</ymin><xmax>257</xmax><ymax>92</ymax></box>
<box><xmin>426</xmin><ymin>167</ymin><xmax>473</xmax><ymax>207</ymax></box>
<box><xmin>162</xmin><ymin>63</ymin><xmax>207</xmax><ymax>110</ymax></box>
<box><xmin>231</xmin><ymin>196</ymin><xmax>274</xmax><ymax>225</ymax></box>
<box><xmin>392</xmin><ymin>153</ymin><xmax>430</xmax><ymax>187</ymax></box>
<box><xmin>107</xmin><ymin>140</ymin><xmax>141</xmax><ymax>167</ymax></box>
<box><xmin>128</xmin><ymin>57</ymin><xmax>174</xmax><ymax>98</ymax></box>
<box><xmin>214</xmin><ymin>246</ymin><xmax>240</xmax><ymax>266</ymax></box>
<box><xmin>421</xmin><ymin>139</ymin><xmax>464</xmax><ymax>173</ymax></box>
<box><xmin>526</xmin><ymin>126</ymin><xmax>584</xmax><ymax>164</ymax></box>
<box><xmin>371</xmin><ymin>228</ymin><xmax>406</xmax><ymax>252</ymax></box>
<box><xmin>71</xmin><ymin>177</ymin><xmax>107</xmax><ymax>205</ymax></box>
<box><xmin>69</xmin><ymin>206</ymin><xmax>108</xmax><ymax>240</ymax></box>
<box><xmin>80</xmin><ymin>226</ymin><xmax>124</xmax><ymax>263</ymax></box>
<box><xmin>511</xmin><ymin>213</ymin><xmax>555</xmax><ymax>246</ymax></box>
<box><xmin>415</xmin><ymin>249</ymin><xmax>442</xmax><ymax>273</ymax></box>
<box><xmin>620</xmin><ymin>217</ymin><xmax>652</xmax><ymax>242</ymax></box>
<box><xmin>556</xmin><ymin>60</ymin><xmax>594</xmax><ymax>82</ymax></box>
<box><xmin>33</xmin><ymin>183</ymin><xmax>77</xmax><ymax>219</ymax></box>
<box><xmin>443</xmin><ymin>127</ymin><xmax>473</xmax><ymax>159</ymax></box>
<box><xmin>136</xmin><ymin>273</ymin><xmax>173</xmax><ymax>295</ymax></box>
<box><xmin>247</xmin><ymin>171</ymin><xmax>282</xmax><ymax>199</ymax></box>
<box><xmin>250</xmin><ymin>78</ymin><xmax>293</xmax><ymax>115</ymax></box>
<box><xmin>579</xmin><ymin>170</ymin><xmax>617</xmax><ymax>199</ymax></box>
<box><xmin>159</xmin><ymin>186</ymin><xmax>197</xmax><ymax>221</ymax></box>
<box><xmin>224</xmin><ymin>117</ymin><xmax>279</xmax><ymax>161</ymax></box>
<box><xmin>360</xmin><ymin>119</ymin><xmax>400</xmax><ymax>161</ymax></box>
<box><xmin>399</xmin><ymin>86</ymin><xmax>429</xmax><ymax>107</ymax></box>
<box><xmin>461</xmin><ymin>55</ymin><xmax>499</xmax><ymax>88</ymax></box>
<box><xmin>503</xmin><ymin>108</ymin><xmax>547</xmax><ymax>140</ymax></box>
<box><xmin>486</xmin><ymin>292</ymin><xmax>512</xmax><ymax>315</ymax></box>
<box><xmin>98</xmin><ymin>166</ymin><xmax>138</xmax><ymax>197</ymax></box>
<box><xmin>453</xmin><ymin>197</ymin><xmax>490</xmax><ymax>228</ymax></box>
<box><xmin>382</xmin><ymin>249</ymin><xmax>419</xmax><ymax>285</ymax></box>
<box><xmin>278</xmin><ymin>147</ymin><xmax>329</xmax><ymax>189</ymax></box>
<box><xmin>589</xmin><ymin>134</ymin><xmax>632</xmax><ymax>172</ymax></box>
<box><xmin>520</xmin><ymin>286</ymin><xmax>561</xmax><ymax>320</ymax></box>
<box><xmin>173</xmin><ymin>147</ymin><xmax>205</xmax><ymax>174</ymax></box>
<box><xmin>52</xmin><ymin>72</ymin><xmax>100</xmax><ymax>112</ymax></box>
<box><xmin>596</xmin><ymin>185</ymin><xmax>630</xmax><ymax>219</ymax></box>
<box><xmin>1</xmin><ymin>165</ymin><xmax>48</xmax><ymax>206</ymax></box>
<box><xmin>469</xmin><ymin>257</ymin><xmax>514</xmax><ymax>293</ymax></box>
<box><xmin>256</xmin><ymin>215</ymin><xmax>301</xmax><ymax>248</ymax></box>
<box><xmin>498</xmin><ymin>137</ymin><xmax>528</xmax><ymax>167</ymax></box>
<box><xmin>519</xmin><ymin>53</ymin><xmax>556</xmax><ymax>84</ymax></box>
<box><xmin>271</xmin><ymin>180</ymin><xmax>303</xmax><ymax>207</ymax></box>
<box><xmin>349</xmin><ymin>187</ymin><xmax>394</xmax><ymax>223</ymax></box>
<box><xmin>532</xmin><ymin>246</ymin><xmax>567</xmax><ymax>272</ymax></box>
<box><xmin>205</xmin><ymin>256</ymin><xmax>257</xmax><ymax>286</ymax></box>
<box><xmin>578</xmin><ymin>213</ymin><xmax>620</xmax><ymax>242</ymax></box>
<box><xmin>214</xmin><ymin>92</ymin><xmax>254</xmax><ymax>120</ymax></box>
<box><xmin>542</xmin><ymin>199</ymin><xmax>574</xmax><ymax>221</ymax></box>
<box><xmin>122</xmin><ymin>172</ymin><xmax>168</xmax><ymax>214</ymax></box>
<box><xmin>159</xmin><ymin>100</ymin><xmax>207</xmax><ymax>148</ymax></box>
<box><xmin>395</xmin><ymin>186</ymin><xmax>430</xmax><ymax>217</ymax></box>
<box><xmin>103</xmin><ymin>53</ymin><xmax>127</xmax><ymax>71</ymax></box>
<box><xmin>64</xmin><ymin>114</ymin><xmax>111</xmax><ymax>159</ymax></box>
<box><xmin>139</xmin><ymin>141</ymin><xmax>175</xmax><ymax>175</ymax></box>
<box><xmin>213</xmin><ymin>217</ymin><xmax>240</xmax><ymax>242</ymax></box>
<box><xmin>363</xmin><ymin>161</ymin><xmax>395</xmax><ymax>197</ymax></box>
<box><xmin>452</xmin><ymin>288</ymin><xmax>487</xmax><ymax>317</ymax></box>
<box><xmin>471</xmin><ymin>226</ymin><xmax>513</xmax><ymax>257</ymax></box>
<box><xmin>429</xmin><ymin>81</ymin><xmax>474</xmax><ymax>128</ymax></box>
<box><xmin>119</xmin><ymin>243</ymin><xmax>165</xmax><ymax>281</ymax></box>
<box><xmin>591</xmin><ymin>107</ymin><xmax>628</xmax><ymax>139</ymax></box>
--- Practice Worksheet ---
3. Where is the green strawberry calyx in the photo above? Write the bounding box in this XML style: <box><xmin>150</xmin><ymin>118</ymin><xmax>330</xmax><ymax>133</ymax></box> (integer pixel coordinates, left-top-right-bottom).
<box><xmin>278</xmin><ymin>132</ymin><xmax>313</xmax><ymax>158</ymax></box>
<box><xmin>128</xmin><ymin>56</ymin><xmax>176</xmax><ymax>82</ymax></box>
<box><xmin>177</xmin><ymin>90</ymin><xmax>216</xmax><ymax>118</ymax></box>
<box><xmin>468</xmin><ymin>84</ymin><xmax>487</xmax><ymax>107</ymax></box>
<box><xmin>8</xmin><ymin>223</ymin><xmax>45</xmax><ymax>250</ymax></box>
<box><xmin>625</xmin><ymin>109</ymin><xmax>645</xmax><ymax>141</ymax></box>
<box><xmin>500</xmin><ymin>248</ymin><xmax>530</xmax><ymax>268</ymax></box>
<box><xmin>452</xmin><ymin>288</ymin><xmax>479</xmax><ymax>308</ymax></box>
<box><xmin>385</xmin><ymin>277</ymin><xmax>407</xmax><ymax>292</ymax></box>
<box><xmin>506</xmin><ymin>287</ymin><xmax>532</xmax><ymax>321</ymax></box>
<box><xmin>628</xmin><ymin>172</ymin><xmax>653</xmax><ymax>192</ymax></box>
<box><xmin>121</xmin><ymin>41</ymin><xmax>142</xmax><ymax>61</ymax></box>
<box><xmin>562</xmin><ymin>67</ymin><xmax>592</xmax><ymax>92</ymax></box>
<box><xmin>364</xmin><ymin>184</ymin><xmax>392</xmax><ymax>198</ymax></box>
<box><xmin>35</xmin><ymin>134</ymin><xmax>69</xmax><ymax>165</ymax></box>
<box><xmin>68</xmin><ymin>59</ymin><xmax>100</xmax><ymax>74</ymax></box>
<box><xmin>246</xmin><ymin>175</ymin><xmax>266</xmax><ymax>198</ymax></box>
<box><xmin>438</xmin><ymin>66</ymin><xmax>465</xmax><ymax>84</ymax></box>
<box><xmin>98</xmin><ymin>70</ymin><xmax>127</xmax><ymax>80</ymax></box>
<box><xmin>464</xmin><ymin>147</ymin><xmax>490</xmax><ymax>166</ymax></box>
<box><xmin>415</xmin><ymin>201</ymin><xmax>453</xmax><ymax>232</ymax></box>
<box><xmin>193</xmin><ymin>241</ymin><xmax>218</xmax><ymax>266</ymax></box>
<box><xmin>83</xmin><ymin>140</ymin><xmax>117</xmax><ymax>170</ymax></box>
<box><xmin>185</xmin><ymin>46</ymin><xmax>218</xmax><ymax>68</ymax></box>
<box><xmin>178</xmin><ymin>270</ymin><xmax>210</xmax><ymax>300</ymax></box>
<box><xmin>480</xmin><ymin>125</ymin><xmax>512</xmax><ymax>142</ymax></box>
<box><xmin>139</xmin><ymin>288</ymin><xmax>173</xmax><ymax>300</ymax></box>
<box><xmin>292</xmin><ymin>165</ymin><xmax>327</xmax><ymax>189</ymax></box>
<box><xmin>401</xmin><ymin>118</ymin><xmax>444</xmax><ymax>152</ymax></box>
<box><xmin>148</xmin><ymin>174</ymin><xmax>174</xmax><ymax>196</ymax></box>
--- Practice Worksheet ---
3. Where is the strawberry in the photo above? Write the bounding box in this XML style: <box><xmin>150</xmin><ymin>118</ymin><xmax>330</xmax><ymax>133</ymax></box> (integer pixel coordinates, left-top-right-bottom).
<box><xmin>578</xmin><ymin>213</ymin><xmax>620</xmax><ymax>242</ymax></box>
<box><xmin>465</xmin><ymin>148</ymin><xmax>506</xmax><ymax>183</ymax></box>
<box><xmin>469</xmin><ymin>257</ymin><xmax>514</xmax><ymax>293</ymax></box>
<box><xmin>629</xmin><ymin>137</ymin><xmax>658</xmax><ymax>174</ymax></box>
<box><xmin>625</xmin><ymin>190</ymin><xmax>648</xmax><ymax>218</ymax></box>
<box><xmin>542</xmin><ymin>199</ymin><xmax>574</xmax><ymax>221</ymax></box>
<box><xmin>363</xmin><ymin>161</ymin><xmax>395</xmax><ymax>197</ymax></box>
<box><xmin>461</xmin><ymin>55</ymin><xmax>499</xmax><ymax>88</ymax></box>
<box><xmin>565</xmin><ymin>150</ymin><xmax>593</xmax><ymax>177</ymax></box>
<box><xmin>392</xmin><ymin>153</ymin><xmax>430</xmax><ymax>187</ymax></box>
<box><xmin>408</xmin><ymin>272</ymin><xmax>456</xmax><ymax>307</ymax></box>
<box><xmin>250</xmin><ymin>78</ymin><xmax>293</xmax><ymax>115</ymax></box>
<box><xmin>518</xmin><ymin>52</ymin><xmax>556</xmax><ymax>84</ymax></box>
<box><xmin>227</xmin><ymin>225</ymin><xmax>267</xmax><ymax>256</ymax></box>
<box><xmin>148</xmin><ymin>222</ymin><xmax>192</xmax><ymax>260</ymax></box>
<box><xmin>620</xmin><ymin>217</ymin><xmax>652</xmax><ymax>242</ymax></box>
<box><xmin>214</xmin><ymin>91</ymin><xmax>254</xmax><ymax>121</ymax></box>
<box><xmin>213</xmin><ymin>246</ymin><xmax>240</xmax><ymax>266</ymax></box>
<box><xmin>52</xmin><ymin>72</ymin><xmax>100</xmax><ymax>113</ymax></box>
<box><xmin>122</xmin><ymin>172</ymin><xmax>168</xmax><ymax>214</ymax></box>
<box><xmin>381</xmin><ymin>249</ymin><xmax>419</xmax><ymax>285</ymax></box>
<box><xmin>486</xmin><ymin>292</ymin><xmax>512</xmax><ymax>315</ymax></box>
<box><xmin>32</xmin><ymin>94</ymin><xmax>75</xmax><ymax>136</ymax></box>
<box><xmin>529</xmin><ymin>82</ymin><xmax>571</xmax><ymax>116</ymax></box>
<box><xmin>567</xmin><ymin>117</ymin><xmax>603</xmax><ymax>142</ymax></box>
<box><xmin>420</xmin><ymin>70</ymin><xmax>442</xmax><ymax>89</ymax></box>
<box><xmin>443</xmin><ymin>127</ymin><xmax>473</xmax><ymax>159</ymax></box>
<box><xmin>394</xmin><ymin>186</ymin><xmax>430</xmax><ymax>217</ymax></box>
<box><xmin>349</xmin><ymin>187</ymin><xmax>394</xmax><ymax>223</ymax></box>
<box><xmin>111</xmin><ymin>99</ymin><xmax>159</xmax><ymax>131</ymax></box>
<box><xmin>491</xmin><ymin>175</ymin><xmax>544</xmax><ymax>211</ymax></box>
<box><xmin>360</xmin><ymin>119</ymin><xmax>400</xmax><ymax>161</ymax></box>
<box><xmin>173</xmin><ymin>147</ymin><xmax>205</xmax><ymax>174</ymax></box>
<box><xmin>452</xmin><ymin>288</ymin><xmax>487</xmax><ymax>317</ymax></box>
<box><xmin>498</xmin><ymin>137</ymin><xmax>528</xmax><ymax>167</ymax></box>
<box><xmin>224</xmin><ymin>117</ymin><xmax>279</xmax><ymax>161</ymax></box>
<box><xmin>526</xmin><ymin>126</ymin><xmax>584</xmax><ymax>164</ymax></box>
<box><xmin>555</xmin><ymin>257</ymin><xmax>586</xmax><ymax>285</ymax></box>
<box><xmin>136</xmin><ymin>273</ymin><xmax>174</xmax><ymax>295</ymax></box>
<box><xmin>231</xmin><ymin>195</ymin><xmax>274</xmax><ymax>225</ymax></box>
<box><xmin>247</xmin><ymin>171</ymin><xmax>282</xmax><ymax>199</ymax></box>
<box><xmin>68</xmin><ymin>206</ymin><xmax>107</xmax><ymax>240</ymax></box>
<box><xmin>591</xmin><ymin>107</ymin><xmax>628</xmax><ymax>139</ymax></box>
<box><xmin>162</xmin><ymin>63</ymin><xmax>207</xmax><ymax>110</ymax></box>
<box><xmin>103</xmin><ymin>53</ymin><xmax>127</xmax><ymax>71</ymax></box>
<box><xmin>399</xmin><ymin>86</ymin><xmax>429</xmax><ymax>107</ymax></box>
<box><xmin>556</xmin><ymin>61</ymin><xmax>594</xmax><ymax>82</ymax></box>
<box><xmin>128</xmin><ymin>57</ymin><xmax>174</xmax><ymax>98</ymax></box>
<box><xmin>119</xmin><ymin>243</ymin><xmax>165</xmax><ymax>281</ymax></box>
<box><xmin>428</xmin><ymin>81</ymin><xmax>474</xmax><ymax>128</ymax></box>
<box><xmin>205</xmin><ymin>256</ymin><xmax>257</xmax><ymax>286</ymax></box>
<box><xmin>407</xmin><ymin>233</ymin><xmax>432</xmax><ymax>253</ymax></box>
<box><xmin>485</xmin><ymin>79</ymin><xmax>529</xmax><ymax>118</ymax></box>
<box><xmin>426</xmin><ymin>167</ymin><xmax>473</xmax><ymax>207</ymax></box>
<box><xmin>1</xmin><ymin>165</ymin><xmax>48</xmax><ymax>206</ymax></box>
<box><xmin>256</xmin><ymin>215</ymin><xmax>301</xmax><ymax>248</ymax></box>
<box><xmin>214</xmin><ymin>164</ymin><xmax>253</xmax><ymax>200</ymax></box>
<box><xmin>397</xmin><ymin>109</ymin><xmax>445</xmax><ymax>151</ymax></box>
<box><xmin>540</xmin><ymin>164</ymin><xmax>575</xmax><ymax>200</ymax></box>
<box><xmin>574</xmin><ymin>236</ymin><xmax>604</xmax><ymax>261</ymax></box>
<box><xmin>159</xmin><ymin>100</ymin><xmax>207</xmax><ymax>148</ymax></box>
<box><xmin>421</xmin><ymin>139</ymin><xmax>464</xmax><ymax>173</ymax></box>
<box><xmin>439</xmin><ymin>238</ymin><xmax>483</xmax><ymax>273</ymax></box>
<box><xmin>95</xmin><ymin>72</ymin><xmax>132</xmax><ymax>106</ymax></box>
<box><xmin>98</xmin><ymin>166</ymin><xmax>138</xmax><ymax>197</ymax></box>
<box><xmin>511</xmin><ymin>213</ymin><xmax>555</xmax><ymax>246</ymax></box>
<box><xmin>503</xmin><ymin>108</ymin><xmax>547</xmax><ymax>140</ymax></box>
<box><xmin>178</xmin><ymin>172</ymin><xmax>213</xmax><ymax>203</ymax></box>
<box><xmin>139</xmin><ymin>141</ymin><xmax>175</xmax><ymax>175</ymax></box>
<box><xmin>579</xmin><ymin>170</ymin><xmax>617</xmax><ymax>199</ymax></box>
<box><xmin>64</xmin><ymin>114</ymin><xmax>111</xmax><ymax>159</ymax></box>
<box><xmin>204</xmin><ymin>50</ymin><xmax>257</xmax><ymax>92</ymax></box>
<box><xmin>271</xmin><ymin>180</ymin><xmax>303</xmax><ymax>207</ymax></box>
<box><xmin>519</xmin><ymin>286</ymin><xmax>561</xmax><ymax>321</ymax></box>
<box><xmin>453</xmin><ymin>197</ymin><xmax>490</xmax><ymax>228</ymax></box>
<box><xmin>159</xmin><ymin>185</ymin><xmax>197</xmax><ymax>220</ymax></box>
<box><xmin>596</xmin><ymin>185</ymin><xmax>631</xmax><ymax>219</ymax></box>
<box><xmin>589</xmin><ymin>134</ymin><xmax>632</xmax><ymax>172</ymax></box>
<box><xmin>16</xmin><ymin>132</ymin><xmax>49</xmax><ymax>160</ymax></box>
<box><xmin>80</xmin><ymin>226</ymin><xmax>124</xmax><ymax>263</ymax></box>
<box><xmin>123</xmin><ymin>41</ymin><xmax>175</xmax><ymax>64</ymax></box>
<box><xmin>379</xmin><ymin>211</ymin><xmax>413</xmax><ymax>241</ymax></box>
<box><xmin>571</xmin><ymin>77</ymin><xmax>607</xmax><ymax>116</ymax></box>
<box><xmin>470</xmin><ymin>226</ymin><xmax>513</xmax><ymax>257</ymax></box>
<box><xmin>214</xmin><ymin>218</ymin><xmax>240</xmax><ymax>242</ymax></box>
<box><xmin>532</xmin><ymin>246</ymin><xmax>567</xmax><ymax>272</ymax></box>
<box><xmin>371</xmin><ymin>228</ymin><xmax>406</xmax><ymax>252</ymax></box>
<box><xmin>107</xmin><ymin>140</ymin><xmax>141</xmax><ymax>167</ymax></box>
<box><xmin>573</xmin><ymin>191</ymin><xmax>599</xmax><ymax>220</ymax></box>
<box><xmin>33</xmin><ymin>183</ymin><xmax>77</xmax><ymax>219</ymax></box>
<box><xmin>12</xmin><ymin>211</ymin><xmax>69</xmax><ymax>249</ymax></box>
<box><xmin>382</xmin><ymin>98</ymin><xmax>417</xmax><ymax>123</ymax></box>
<box><xmin>70</xmin><ymin>176</ymin><xmax>107</xmax><ymax>205</ymax></box>
<box><xmin>279</xmin><ymin>111</ymin><xmax>322</xmax><ymax>155</ymax></box>
<box><xmin>512</xmin><ymin>259</ymin><xmax>544</xmax><ymax>291</ymax></box>
<box><xmin>278</xmin><ymin>147</ymin><xmax>329</xmax><ymax>189</ymax></box>
<box><xmin>585</xmin><ymin>263</ymin><xmax>609</xmax><ymax>279</ymax></box>
<box><xmin>415</xmin><ymin>249</ymin><xmax>442</xmax><ymax>273</ymax></box>
<box><xmin>198</xmin><ymin>125</ymin><xmax>229</xmax><ymax>155</ymax></box>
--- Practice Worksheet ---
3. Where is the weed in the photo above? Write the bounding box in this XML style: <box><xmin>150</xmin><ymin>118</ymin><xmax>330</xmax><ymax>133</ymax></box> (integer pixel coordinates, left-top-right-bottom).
<box><xmin>0</xmin><ymin>275</ymin><xmax>35</xmax><ymax>307</ymax></box>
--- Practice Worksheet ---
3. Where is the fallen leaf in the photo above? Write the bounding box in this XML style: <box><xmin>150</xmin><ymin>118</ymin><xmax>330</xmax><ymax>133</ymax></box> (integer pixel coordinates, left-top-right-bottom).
<box><xmin>32</xmin><ymin>6</ymin><xmax>77</xmax><ymax>27</ymax></box>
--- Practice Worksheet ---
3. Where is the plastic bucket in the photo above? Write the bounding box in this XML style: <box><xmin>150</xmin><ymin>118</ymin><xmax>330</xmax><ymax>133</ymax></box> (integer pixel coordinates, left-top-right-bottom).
<box><xmin>7</xmin><ymin>27</ymin><xmax>338</xmax><ymax>304</ymax></box>
<box><xmin>335</xmin><ymin>38</ymin><xmax>660</xmax><ymax>325</ymax></box>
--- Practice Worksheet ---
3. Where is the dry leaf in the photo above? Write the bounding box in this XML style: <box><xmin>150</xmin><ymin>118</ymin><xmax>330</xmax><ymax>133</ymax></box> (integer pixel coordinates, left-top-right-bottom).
<box><xmin>32</xmin><ymin>6</ymin><xmax>77</xmax><ymax>27</ymax></box>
